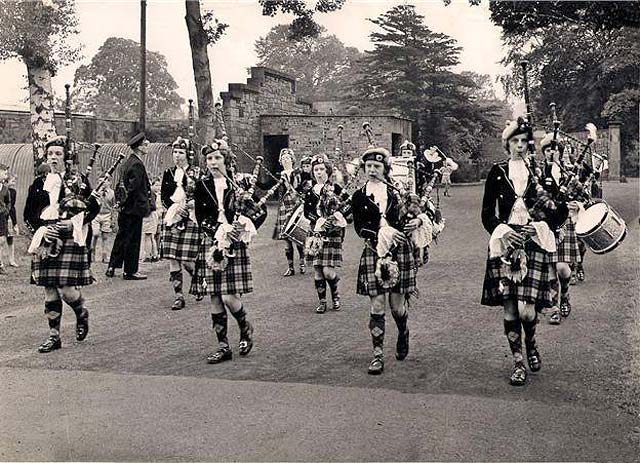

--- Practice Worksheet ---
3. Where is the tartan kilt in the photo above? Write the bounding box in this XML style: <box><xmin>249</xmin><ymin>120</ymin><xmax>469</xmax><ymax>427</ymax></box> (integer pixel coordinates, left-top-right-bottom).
<box><xmin>308</xmin><ymin>234</ymin><xmax>343</xmax><ymax>268</ymax></box>
<box><xmin>553</xmin><ymin>219</ymin><xmax>582</xmax><ymax>264</ymax></box>
<box><xmin>190</xmin><ymin>236</ymin><xmax>253</xmax><ymax>296</ymax></box>
<box><xmin>272</xmin><ymin>194</ymin><xmax>299</xmax><ymax>240</ymax></box>
<box><xmin>357</xmin><ymin>241</ymin><xmax>417</xmax><ymax>297</ymax></box>
<box><xmin>481</xmin><ymin>242</ymin><xmax>557</xmax><ymax>309</ymax></box>
<box><xmin>31</xmin><ymin>231</ymin><xmax>94</xmax><ymax>287</ymax></box>
<box><xmin>160</xmin><ymin>219</ymin><xmax>200</xmax><ymax>262</ymax></box>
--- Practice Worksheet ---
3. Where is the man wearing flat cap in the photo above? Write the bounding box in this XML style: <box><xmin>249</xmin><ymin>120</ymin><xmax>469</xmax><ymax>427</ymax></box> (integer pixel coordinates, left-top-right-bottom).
<box><xmin>106</xmin><ymin>132</ymin><xmax>151</xmax><ymax>280</ymax></box>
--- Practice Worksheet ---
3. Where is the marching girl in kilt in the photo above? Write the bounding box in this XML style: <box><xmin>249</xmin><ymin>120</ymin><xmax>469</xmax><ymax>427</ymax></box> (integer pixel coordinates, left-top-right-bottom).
<box><xmin>192</xmin><ymin>141</ymin><xmax>266</xmax><ymax>364</ymax></box>
<box><xmin>303</xmin><ymin>154</ymin><xmax>346</xmax><ymax>314</ymax></box>
<box><xmin>539</xmin><ymin>134</ymin><xmax>582</xmax><ymax>325</ymax></box>
<box><xmin>272</xmin><ymin>148</ymin><xmax>305</xmax><ymax>276</ymax></box>
<box><xmin>23</xmin><ymin>136</ymin><xmax>99</xmax><ymax>353</ymax></box>
<box><xmin>351</xmin><ymin>147</ymin><xmax>421</xmax><ymax>375</ymax></box>
<box><xmin>160</xmin><ymin>137</ymin><xmax>202</xmax><ymax>310</ymax></box>
<box><xmin>481</xmin><ymin>121</ymin><xmax>568</xmax><ymax>386</ymax></box>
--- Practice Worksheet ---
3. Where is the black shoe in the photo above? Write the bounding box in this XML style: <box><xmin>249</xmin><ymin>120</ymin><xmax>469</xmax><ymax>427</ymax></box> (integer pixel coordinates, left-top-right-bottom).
<box><xmin>195</xmin><ymin>293</ymin><xmax>204</xmax><ymax>302</ymax></box>
<box><xmin>76</xmin><ymin>310</ymin><xmax>89</xmax><ymax>341</ymax></box>
<box><xmin>396</xmin><ymin>329</ymin><xmax>409</xmax><ymax>361</ymax></box>
<box><xmin>239</xmin><ymin>322</ymin><xmax>254</xmax><ymax>356</ymax></box>
<box><xmin>207</xmin><ymin>346</ymin><xmax>232</xmax><ymax>364</ymax></box>
<box><xmin>315</xmin><ymin>302</ymin><xmax>327</xmax><ymax>314</ymax></box>
<box><xmin>105</xmin><ymin>267</ymin><xmax>115</xmax><ymax>278</ymax></box>
<box><xmin>171</xmin><ymin>296</ymin><xmax>185</xmax><ymax>311</ymax></box>
<box><xmin>38</xmin><ymin>336</ymin><xmax>61</xmax><ymax>353</ymax></box>
<box><xmin>577</xmin><ymin>267</ymin><xmax>585</xmax><ymax>282</ymax></box>
<box><xmin>123</xmin><ymin>272</ymin><xmax>147</xmax><ymax>280</ymax></box>
<box><xmin>332</xmin><ymin>297</ymin><xmax>341</xmax><ymax>311</ymax></box>
<box><xmin>527</xmin><ymin>348</ymin><xmax>542</xmax><ymax>372</ymax></box>
<box><xmin>283</xmin><ymin>268</ymin><xmax>295</xmax><ymax>277</ymax></box>
<box><xmin>560</xmin><ymin>297</ymin><xmax>572</xmax><ymax>317</ymax></box>
<box><xmin>299</xmin><ymin>264</ymin><xmax>306</xmax><ymax>275</ymax></box>
<box><xmin>510</xmin><ymin>362</ymin><xmax>527</xmax><ymax>386</ymax></box>
<box><xmin>368</xmin><ymin>356</ymin><xmax>384</xmax><ymax>375</ymax></box>
<box><xmin>548</xmin><ymin>309</ymin><xmax>562</xmax><ymax>325</ymax></box>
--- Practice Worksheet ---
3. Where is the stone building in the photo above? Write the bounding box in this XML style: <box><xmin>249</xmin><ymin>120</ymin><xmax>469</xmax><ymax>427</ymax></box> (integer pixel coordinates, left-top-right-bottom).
<box><xmin>220</xmin><ymin>67</ymin><xmax>412</xmax><ymax>182</ymax></box>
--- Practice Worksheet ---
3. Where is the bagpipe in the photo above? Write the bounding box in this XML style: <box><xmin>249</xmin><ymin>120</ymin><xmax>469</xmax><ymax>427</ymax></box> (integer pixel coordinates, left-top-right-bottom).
<box><xmin>521</xmin><ymin>61</ymin><xmax>626</xmax><ymax>254</ymax></box>
<box><xmin>31</xmin><ymin>84</ymin><xmax>127</xmax><ymax>258</ymax></box>
<box><xmin>200</xmin><ymin>102</ymin><xmax>289</xmax><ymax>271</ymax></box>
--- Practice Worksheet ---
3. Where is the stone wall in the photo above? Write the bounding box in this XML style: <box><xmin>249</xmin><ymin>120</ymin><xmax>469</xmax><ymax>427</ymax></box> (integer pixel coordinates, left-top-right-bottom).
<box><xmin>260</xmin><ymin>114</ymin><xmax>412</xmax><ymax>176</ymax></box>
<box><xmin>0</xmin><ymin>109</ymin><xmax>189</xmax><ymax>145</ymax></box>
<box><xmin>219</xmin><ymin>67</ymin><xmax>313</xmax><ymax>171</ymax></box>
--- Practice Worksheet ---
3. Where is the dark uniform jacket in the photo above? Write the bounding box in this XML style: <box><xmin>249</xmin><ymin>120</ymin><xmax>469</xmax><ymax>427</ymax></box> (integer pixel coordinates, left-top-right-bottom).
<box><xmin>481</xmin><ymin>160</ymin><xmax>568</xmax><ymax>235</ymax></box>
<box><xmin>194</xmin><ymin>173</ymin><xmax>267</xmax><ymax>236</ymax></box>
<box><xmin>119</xmin><ymin>153</ymin><xmax>151</xmax><ymax>217</ymax></box>
<box><xmin>8</xmin><ymin>187</ymin><xmax>16</xmax><ymax>226</ymax></box>
<box><xmin>23</xmin><ymin>173</ymin><xmax>99</xmax><ymax>232</ymax></box>
<box><xmin>351</xmin><ymin>184</ymin><xmax>402</xmax><ymax>244</ymax></box>
<box><xmin>0</xmin><ymin>184</ymin><xmax>10</xmax><ymax>223</ymax></box>
<box><xmin>303</xmin><ymin>183</ymin><xmax>346</xmax><ymax>239</ymax></box>
<box><xmin>161</xmin><ymin>165</ymin><xmax>199</xmax><ymax>209</ymax></box>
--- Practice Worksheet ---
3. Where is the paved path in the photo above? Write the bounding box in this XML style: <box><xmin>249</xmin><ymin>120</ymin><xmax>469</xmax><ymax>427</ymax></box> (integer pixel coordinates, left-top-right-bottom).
<box><xmin>1</xmin><ymin>367</ymin><xmax>638</xmax><ymax>462</ymax></box>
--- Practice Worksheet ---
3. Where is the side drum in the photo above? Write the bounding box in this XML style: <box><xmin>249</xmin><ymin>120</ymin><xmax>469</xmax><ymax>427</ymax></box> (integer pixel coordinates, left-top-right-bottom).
<box><xmin>282</xmin><ymin>204</ymin><xmax>311</xmax><ymax>247</ymax></box>
<box><xmin>575</xmin><ymin>201</ymin><xmax>627</xmax><ymax>254</ymax></box>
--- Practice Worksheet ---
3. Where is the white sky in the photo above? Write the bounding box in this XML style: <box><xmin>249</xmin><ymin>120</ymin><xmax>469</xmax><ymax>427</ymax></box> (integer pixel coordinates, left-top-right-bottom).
<box><xmin>0</xmin><ymin>0</ymin><xmax>508</xmax><ymax>112</ymax></box>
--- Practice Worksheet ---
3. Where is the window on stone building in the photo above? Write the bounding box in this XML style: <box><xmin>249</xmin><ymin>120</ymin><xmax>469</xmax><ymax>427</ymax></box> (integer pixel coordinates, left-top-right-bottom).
<box><xmin>239</xmin><ymin>107</ymin><xmax>244</xmax><ymax>118</ymax></box>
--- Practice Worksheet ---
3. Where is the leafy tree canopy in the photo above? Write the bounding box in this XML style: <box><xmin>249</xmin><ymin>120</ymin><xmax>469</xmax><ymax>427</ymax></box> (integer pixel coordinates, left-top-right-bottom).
<box><xmin>0</xmin><ymin>0</ymin><xmax>81</xmax><ymax>71</ymax></box>
<box><xmin>255</xmin><ymin>24</ymin><xmax>363</xmax><ymax>101</ymax></box>
<box><xmin>72</xmin><ymin>37</ymin><xmax>184</xmax><ymax>119</ymax></box>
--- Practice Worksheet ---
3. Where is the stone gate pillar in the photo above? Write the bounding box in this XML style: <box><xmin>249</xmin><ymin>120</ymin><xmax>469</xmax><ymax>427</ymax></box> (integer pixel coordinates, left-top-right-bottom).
<box><xmin>607</xmin><ymin>120</ymin><xmax>622</xmax><ymax>180</ymax></box>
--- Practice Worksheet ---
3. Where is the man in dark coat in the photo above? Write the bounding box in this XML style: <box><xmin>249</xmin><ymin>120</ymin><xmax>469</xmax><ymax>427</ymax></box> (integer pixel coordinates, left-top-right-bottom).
<box><xmin>106</xmin><ymin>132</ymin><xmax>151</xmax><ymax>280</ymax></box>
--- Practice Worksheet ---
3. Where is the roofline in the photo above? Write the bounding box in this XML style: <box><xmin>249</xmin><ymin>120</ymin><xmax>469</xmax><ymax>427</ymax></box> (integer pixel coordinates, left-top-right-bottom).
<box><xmin>259</xmin><ymin>114</ymin><xmax>414</xmax><ymax>123</ymax></box>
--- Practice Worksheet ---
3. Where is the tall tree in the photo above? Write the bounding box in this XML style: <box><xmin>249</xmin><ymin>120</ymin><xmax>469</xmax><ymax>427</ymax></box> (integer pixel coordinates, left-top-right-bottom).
<box><xmin>350</xmin><ymin>4</ymin><xmax>499</xmax><ymax>157</ymax></box>
<box><xmin>255</xmin><ymin>25</ymin><xmax>363</xmax><ymax>101</ymax></box>
<box><xmin>184</xmin><ymin>0</ymin><xmax>345</xmax><ymax>140</ymax></box>
<box><xmin>72</xmin><ymin>37</ymin><xmax>184</xmax><ymax>119</ymax></box>
<box><xmin>490</xmin><ymin>1</ymin><xmax>639</xmax><ymax>175</ymax></box>
<box><xmin>0</xmin><ymin>0</ymin><xmax>81</xmax><ymax>167</ymax></box>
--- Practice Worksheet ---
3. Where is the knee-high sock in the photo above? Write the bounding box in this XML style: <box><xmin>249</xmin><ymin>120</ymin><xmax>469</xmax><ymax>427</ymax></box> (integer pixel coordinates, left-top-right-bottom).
<box><xmin>285</xmin><ymin>248</ymin><xmax>294</xmax><ymax>268</ymax></box>
<box><xmin>296</xmin><ymin>245</ymin><xmax>305</xmax><ymax>261</ymax></box>
<box><xmin>559</xmin><ymin>275</ymin><xmax>571</xmax><ymax>301</ymax></box>
<box><xmin>314</xmin><ymin>278</ymin><xmax>327</xmax><ymax>303</ymax></box>
<box><xmin>211</xmin><ymin>312</ymin><xmax>229</xmax><ymax>348</ymax></box>
<box><xmin>230</xmin><ymin>306</ymin><xmax>250</xmax><ymax>337</ymax></box>
<box><xmin>369</xmin><ymin>313</ymin><xmax>385</xmax><ymax>358</ymax></box>
<box><xmin>578</xmin><ymin>240</ymin><xmax>587</xmax><ymax>262</ymax></box>
<box><xmin>67</xmin><ymin>296</ymin><xmax>88</xmax><ymax>321</ymax></box>
<box><xmin>392</xmin><ymin>309</ymin><xmax>408</xmax><ymax>334</ymax></box>
<box><xmin>327</xmin><ymin>275</ymin><xmax>340</xmax><ymax>301</ymax></box>
<box><xmin>170</xmin><ymin>270</ymin><xmax>183</xmax><ymax>296</ymax></box>
<box><xmin>521</xmin><ymin>313</ymin><xmax>538</xmax><ymax>352</ymax></box>
<box><xmin>504</xmin><ymin>319</ymin><xmax>523</xmax><ymax>363</ymax></box>
<box><xmin>44</xmin><ymin>300</ymin><xmax>63</xmax><ymax>338</ymax></box>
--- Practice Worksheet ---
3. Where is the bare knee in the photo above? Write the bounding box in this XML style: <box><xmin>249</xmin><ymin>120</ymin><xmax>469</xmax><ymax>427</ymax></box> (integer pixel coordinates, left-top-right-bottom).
<box><xmin>503</xmin><ymin>300</ymin><xmax>518</xmax><ymax>320</ymax></box>
<box><xmin>389</xmin><ymin>293</ymin><xmax>406</xmax><ymax>315</ymax></box>
<box><xmin>370</xmin><ymin>295</ymin><xmax>386</xmax><ymax>315</ymax></box>
<box><xmin>59</xmin><ymin>286</ymin><xmax>81</xmax><ymax>303</ymax></box>
<box><xmin>518</xmin><ymin>301</ymin><xmax>536</xmax><ymax>321</ymax></box>
<box><xmin>44</xmin><ymin>287</ymin><xmax>61</xmax><ymax>302</ymax></box>
<box><xmin>322</xmin><ymin>267</ymin><xmax>336</xmax><ymax>280</ymax></box>
<box><xmin>557</xmin><ymin>263</ymin><xmax>571</xmax><ymax>279</ymax></box>
<box><xmin>221</xmin><ymin>294</ymin><xmax>242</xmax><ymax>312</ymax></box>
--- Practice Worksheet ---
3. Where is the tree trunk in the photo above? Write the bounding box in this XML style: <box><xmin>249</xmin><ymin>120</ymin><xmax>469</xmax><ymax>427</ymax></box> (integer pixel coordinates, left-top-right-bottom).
<box><xmin>185</xmin><ymin>0</ymin><xmax>216</xmax><ymax>144</ymax></box>
<box><xmin>26</xmin><ymin>56</ymin><xmax>57</xmax><ymax>170</ymax></box>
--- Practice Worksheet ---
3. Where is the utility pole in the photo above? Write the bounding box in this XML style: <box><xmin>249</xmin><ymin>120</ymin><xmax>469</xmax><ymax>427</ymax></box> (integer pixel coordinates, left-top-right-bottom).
<box><xmin>139</xmin><ymin>0</ymin><xmax>147</xmax><ymax>131</ymax></box>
